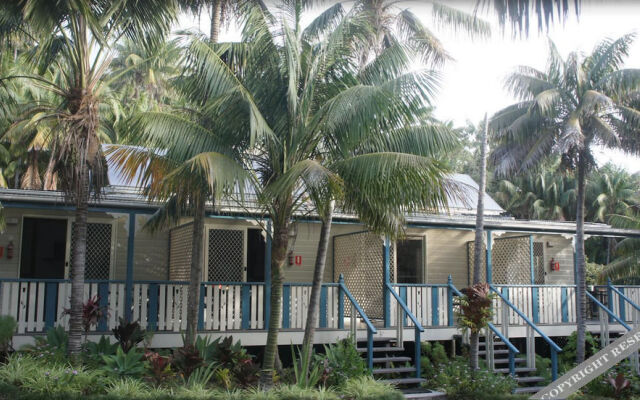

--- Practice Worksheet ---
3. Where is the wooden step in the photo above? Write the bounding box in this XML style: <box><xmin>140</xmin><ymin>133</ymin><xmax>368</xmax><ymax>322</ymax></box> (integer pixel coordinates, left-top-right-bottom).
<box><xmin>379</xmin><ymin>377</ymin><xmax>427</xmax><ymax>386</ymax></box>
<box><xmin>513</xmin><ymin>386</ymin><xmax>545</xmax><ymax>394</ymax></box>
<box><xmin>357</xmin><ymin>337</ymin><xmax>397</xmax><ymax>343</ymax></box>
<box><xmin>494</xmin><ymin>357</ymin><xmax>526</xmax><ymax>364</ymax></box>
<box><xmin>516</xmin><ymin>376</ymin><xmax>546</xmax><ymax>384</ymax></box>
<box><xmin>372</xmin><ymin>356</ymin><xmax>412</xmax><ymax>364</ymax></box>
<box><xmin>373</xmin><ymin>367</ymin><xmax>416</xmax><ymax>375</ymax></box>
<box><xmin>358</xmin><ymin>346</ymin><xmax>404</xmax><ymax>353</ymax></box>
<box><xmin>494</xmin><ymin>367</ymin><xmax>537</xmax><ymax>374</ymax></box>
<box><xmin>478</xmin><ymin>349</ymin><xmax>510</xmax><ymax>355</ymax></box>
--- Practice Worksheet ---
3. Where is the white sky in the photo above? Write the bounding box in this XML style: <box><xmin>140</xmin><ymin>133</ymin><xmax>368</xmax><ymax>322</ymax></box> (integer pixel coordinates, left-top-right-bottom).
<box><xmin>178</xmin><ymin>1</ymin><xmax>640</xmax><ymax>173</ymax></box>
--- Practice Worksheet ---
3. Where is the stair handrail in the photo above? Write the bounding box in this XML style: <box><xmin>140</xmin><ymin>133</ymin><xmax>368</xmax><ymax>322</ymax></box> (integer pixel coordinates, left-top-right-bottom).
<box><xmin>338</xmin><ymin>275</ymin><xmax>377</xmax><ymax>370</ymax></box>
<box><xmin>586</xmin><ymin>290</ymin><xmax>631</xmax><ymax>331</ymax></box>
<box><xmin>607</xmin><ymin>280</ymin><xmax>640</xmax><ymax>316</ymax></box>
<box><xmin>385</xmin><ymin>282</ymin><xmax>424</xmax><ymax>379</ymax></box>
<box><xmin>490</xmin><ymin>284</ymin><xmax>561</xmax><ymax>380</ymax></box>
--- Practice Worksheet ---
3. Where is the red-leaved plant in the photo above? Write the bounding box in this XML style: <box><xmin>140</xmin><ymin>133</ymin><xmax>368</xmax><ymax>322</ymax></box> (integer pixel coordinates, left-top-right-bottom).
<box><xmin>144</xmin><ymin>351</ymin><xmax>172</xmax><ymax>385</ymax></box>
<box><xmin>63</xmin><ymin>295</ymin><xmax>108</xmax><ymax>334</ymax></box>
<box><xmin>608</xmin><ymin>372</ymin><xmax>630</xmax><ymax>397</ymax></box>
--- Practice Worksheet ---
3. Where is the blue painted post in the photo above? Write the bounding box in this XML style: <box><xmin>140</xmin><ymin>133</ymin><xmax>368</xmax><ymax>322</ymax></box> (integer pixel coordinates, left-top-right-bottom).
<box><xmin>619</xmin><ymin>287</ymin><xmax>627</xmax><ymax>322</ymax></box>
<box><xmin>415</xmin><ymin>327</ymin><xmax>422</xmax><ymax>379</ymax></box>
<box><xmin>264</xmin><ymin>220</ymin><xmax>272</xmax><ymax>329</ymax></box>
<box><xmin>532</xmin><ymin>287</ymin><xmax>539</xmax><ymax>324</ymax></box>
<box><xmin>508</xmin><ymin>350</ymin><xmax>515</xmax><ymax>376</ymax></box>
<box><xmin>447</xmin><ymin>276</ymin><xmax>454</xmax><ymax>327</ymax></box>
<box><xmin>529</xmin><ymin>235</ymin><xmax>535</xmax><ymax>284</ymax></box>
<box><xmin>607</xmin><ymin>279</ymin><xmax>614</xmax><ymax>323</ymax></box>
<box><xmin>431</xmin><ymin>287</ymin><xmax>439</xmax><ymax>326</ymax></box>
<box><xmin>551</xmin><ymin>349</ymin><xmax>558</xmax><ymax>381</ymax></box>
<box><xmin>98</xmin><ymin>282</ymin><xmax>109</xmax><ymax>331</ymax></box>
<box><xmin>319</xmin><ymin>286</ymin><xmax>328</xmax><ymax>328</ymax></box>
<box><xmin>561</xmin><ymin>287</ymin><xmax>568</xmax><ymax>323</ymax></box>
<box><xmin>44</xmin><ymin>282</ymin><xmax>58</xmax><ymax>329</ymax></box>
<box><xmin>383</xmin><ymin>237</ymin><xmax>391</xmax><ymax>328</ymax></box>
<box><xmin>241</xmin><ymin>285</ymin><xmax>251</xmax><ymax>330</ymax></box>
<box><xmin>125</xmin><ymin>212</ymin><xmax>136</xmax><ymax>321</ymax></box>
<box><xmin>400</xmin><ymin>286</ymin><xmax>407</xmax><ymax>327</ymax></box>
<box><xmin>486</xmin><ymin>231</ymin><xmax>493</xmax><ymax>284</ymax></box>
<box><xmin>367</xmin><ymin>329</ymin><xmax>374</xmax><ymax>370</ymax></box>
<box><xmin>148</xmin><ymin>283</ymin><xmax>159</xmax><ymax>331</ymax></box>
<box><xmin>573</xmin><ymin>236</ymin><xmax>578</xmax><ymax>286</ymax></box>
<box><xmin>338</xmin><ymin>275</ymin><xmax>345</xmax><ymax>329</ymax></box>
<box><xmin>198</xmin><ymin>284</ymin><xmax>206</xmax><ymax>331</ymax></box>
<box><xmin>282</xmin><ymin>284</ymin><xmax>290</xmax><ymax>329</ymax></box>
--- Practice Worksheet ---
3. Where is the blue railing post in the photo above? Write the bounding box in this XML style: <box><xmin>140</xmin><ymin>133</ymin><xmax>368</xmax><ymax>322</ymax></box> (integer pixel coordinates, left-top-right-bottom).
<box><xmin>125</xmin><ymin>212</ymin><xmax>136</xmax><ymax>321</ymax></box>
<box><xmin>431</xmin><ymin>287</ymin><xmax>439</xmax><ymax>326</ymax></box>
<box><xmin>400</xmin><ymin>286</ymin><xmax>407</xmax><ymax>327</ymax></box>
<box><xmin>561</xmin><ymin>287</ymin><xmax>569</xmax><ymax>323</ymax></box>
<box><xmin>148</xmin><ymin>283</ymin><xmax>159</xmax><ymax>331</ymax></box>
<box><xmin>338</xmin><ymin>275</ymin><xmax>345</xmax><ymax>329</ymax></box>
<box><xmin>619</xmin><ymin>287</ymin><xmax>627</xmax><ymax>322</ymax></box>
<box><xmin>320</xmin><ymin>286</ymin><xmax>328</xmax><ymax>328</ymax></box>
<box><xmin>383</xmin><ymin>237</ymin><xmax>391</xmax><ymax>328</ymax></box>
<box><xmin>551</xmin><ymin>348</ymin><xmax>558</xmax><ymax>381</ymax></box>
<box><xmin>529</xmin><ymin>235</ymin><xmax>535</xmax><ymax>284</ymax></box>
<box><xmin>486</xmin><ymin>230</ymin><xmax>493</xmax><ymax>284</ymax></box>
<box><xmin>532</xmin><ymin>287</ymin><xmax>539</xmax><ymax>324</ymax></box>
<box><xmin>447</xmin><ymin>276</ymin><xmax>454</xmax><ymax>327</ymax></box>
<box><xmin>264</xmin><ymin>220</ymin><xmax>272</xmax><ymax>328</ymax></box>
<box><xmin>607</xmin><ymin>279</ymin><xmax>614</xmax><ymax>323</ymax></box>
<box><xmin>198</xmin><ymin>283</ymin><xmax>206</xmax><ymax>331</ymax></box>
<box><xmin>98</xmin><ymin>282</ymin><xmax>109</xmax><ymax>331</ymax></box>
<box><xmin>415</xmin><ymin>327</ymin><xmax>421</xmax><ymax>379</ymax></box>
<box><xmin>367</xmin><ymin>328</ymin><xmax>374</xmax><ymax>370</ymax></box>
<box><xmin>44</xmin><ymin>282</ymin><xmax>58</xmax><ymax>329</ymax></box>
<box><xmin>241</xmin><ymin>284</ymin><xmax>251</xmax><ymax>330</ymax></box>
<box><xmin>508</xmin><ymin>350</ymin><xmax>516</xmax><ymax>376</ymax></box>
<box><xmin>282</xmin><ymin>284</ymin><xmax>290</xmax><ymax>329</ymax></box>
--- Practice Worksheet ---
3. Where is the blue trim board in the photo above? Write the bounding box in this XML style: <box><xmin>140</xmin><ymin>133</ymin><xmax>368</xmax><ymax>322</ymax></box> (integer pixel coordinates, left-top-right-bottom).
<box><xmin>124</xmin><ymin>212</ymin><xmax>136</xmax><ymax>321</ymax></box>
<box><xmin>486</xmin><ymin>231</ymin><xmax>493</xmax><ymax>284</ymax></box>
<box><xmin>148</xmin><ymin>283</ymin><xmax>159</xmax><ymax>331</ymax></box>
<box><xmin>319</xmin><ymin>286</ymin><xmax>328</xmax><ymax>328</ymax></box>
<box><xmin>561</xmin><ymin>287</ymin><xmax>569</xmax><ymax>323</ymax></box>
<box><xmin>282</xmin><ymin>285</ymin><xmax>290</xmax><ymax>329</ymax></box>
<box><xmin>383</xmin><ymin>237</ymin><xmax>391</xmax><ymax>328</ymax></box>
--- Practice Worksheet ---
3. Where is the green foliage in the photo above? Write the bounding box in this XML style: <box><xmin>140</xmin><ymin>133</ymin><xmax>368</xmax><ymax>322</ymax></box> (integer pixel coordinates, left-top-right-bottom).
<box><xmin>184</xmin><ymin>364</ymin><xmax>217</xmax><ymax>387</ymax></box>
<box><xmin>101</xmin><ymin>347</ymin><xmax>146</xmax><ymax>378</ymax></box>
<box><xmin>172</xmin><ymin>344</ymin><xmax>204</xmax><ymax>381</ymax></box>
<box><xmin>455</xmin><ymin>284</ymin><xmax>496</xmax><ymax>334</ymax></box>
<box><xmin>428</xmin><ymin>358</ymin><xmax>516</xmax><ymax>400</ymax></box>
<box><xmin>272</xmin><ymin>385</ymin><xmax>339</xmax><ymax>400</ymax></box>
<box><xmin>112</xmin><ymin>318</ymin><xmax>146</xmax><ymax>352</ymax></box>
<box><xmin>85</xmin><ymin>336</ymin><xmax>118</xmax><ymax>365</ymax></box>
<box><xmin>321</xmin><ymin>339</ymin><xmax>367</xmax><ymax>387</ymax></box>
<box><xmin>0</xmin><ymin>315</ymin><xmax>16</xmax><ymax>355</ymax></box>
<box><xmin>534</xmin><ymin>354</ymin><xmax>552</xmax><ymax>384</ymax></box>
<box><xmin>421</xmin><ymin>341</ymin><xmax>449</xmax><ymax>379</ymax></box>
<box><xmin>23</xmin><ymin>326</ymin><xmax>68</xmax><ymax>362</ymax></box>
<box><xmin>560</xmin><ymin>331</ymin><xmax>600</xmax><ymax>368</ymax></box>
<box><xmin>194</xmin><ymin>336</ymin><xmax>258</xmax><ymax>387</ymax></box>
<box><xmin>339</xmin><ymin>376</ymin><xmax>403</xmax><ymax>400</ymax></box>
<box><xmin>143</xmin><ymin>351</ymin><xmax>172</xmax><ymax>386</ymax></box>
<box><xmin>291</xmin><ymin>345</ymin><xmax>325</xmax><ymax>389</ymax></box>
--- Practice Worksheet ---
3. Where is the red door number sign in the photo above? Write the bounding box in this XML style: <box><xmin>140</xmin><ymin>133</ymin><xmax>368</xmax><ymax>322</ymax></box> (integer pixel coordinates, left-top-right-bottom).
<box><xmin>294</xmin><ymin>255</ymin><xmax>302</xmax><ymax>265</ymax></box>
<box><xmin>288</xmin><ymin>252</ymin><xmax>303</xmax><ymax>266</ymax></box>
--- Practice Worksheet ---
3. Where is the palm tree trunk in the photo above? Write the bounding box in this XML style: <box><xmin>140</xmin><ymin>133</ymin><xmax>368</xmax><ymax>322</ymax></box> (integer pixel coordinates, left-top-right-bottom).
<box><xmin>301</xmin><ymin>203</ymin><xmax>334</xmax><ymax>378</ymax></box>
<box><xmin>470</xmin><ymin>115</ymin><xmax>488</xmax><ymax>370</ymax></box>
<box><xmin>68</xmin><ymin>166</ymin><xmax>89</xmax><ymax>356</ymax></box>
<box><xmin>185</xmin><ymin>194</ymin><xmax>206</xmax><ymax>346</ymax></box>
<box><xmin>575</xmin><ymin>156</ymin><xmax>588</xmax><ymax>363</ymax></box>
<box><xmin>210</xmin><ymin>0</ymin><xmax>222</xmax><ymax>43</ymax></box>
<box><xmin>260</xmin><ymin>218</ymin><xmax>289</xmax><ymax>387</ymax></box>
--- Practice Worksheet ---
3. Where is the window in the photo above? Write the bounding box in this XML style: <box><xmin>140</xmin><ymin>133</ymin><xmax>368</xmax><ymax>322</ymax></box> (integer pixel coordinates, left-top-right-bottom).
<box><xmin>396</xmin><ymin>238</ymin><xmax>424</xmax><ymax>284</ymax></box>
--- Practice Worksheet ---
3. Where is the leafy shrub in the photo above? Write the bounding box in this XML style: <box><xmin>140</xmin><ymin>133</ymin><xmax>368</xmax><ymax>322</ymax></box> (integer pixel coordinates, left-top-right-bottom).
<box><xmin>560</xmin><ymin>331</ymin><xmax>599</xmax><ymax>368</ymax></box>
<box><xmin>144</xmin><ymin>351</ymin><xmax>172</xmax><ymax>385</ymax></box>
<box><xmin>105</xmin><ymin>377</ymin><xmax>167</xmax><ymax>398</ymax></box>
<box><xmin>85</xmin><ymin>336</ymin><xmax>118</xmax><ymax>365</ymax></box>
<box><xmin>172</xmin><ymin>344</ymin><xmax>204</xmax><ymax>381</ymax></box>
<box><xmin>63</xmin><ymin>295</ymin><xmax>108</xmax><ymax>334</ymax></box>
<box><xmin>195</xmin><ymin>336</ymin><xmax>258</xmax><ymax>387</ymax></box>
<box><xmin>428</xmin><ymin>358</ymin><xmax>516</xmax><ymax>400</ymax></box>
<box><xmin>291</xmin><ymin>345</ymin><xmax>326</xmax><ymax>388</ymax></box>
<box><xmin>0</xmin><ymin>354</ymin><xmax>40</xmax><ymax>387</ymax></box>
<box><xmin>112</xmin><ymin>318</ymin><xmax>146</xmax><ymax>352</ymax></box>
<box><xmin>102</xmin><ymin>347</ymin><xmax>146</xmax><ymax>378</ymax></box>
<box><xmin>340</xmin><ymin>376</ymin><xmax>403</xmax><ymax>400</ymax></box>
<box><xmin>273</xmin><ymin>385</ymin><xmax>339</xmax><ymax>400</ymax></box>
<box><xmin>321</xmin><ymin>339</ymin><xmax>367</xmax><ymax>387</ymax></box>
<box><xmin>421</xmin><ymin>341</ymin><xmax>449</xmax><ymax>379</ymax></box>
<box><xmin>23</xmin><ymin>326</ymin><xmax>68</xmax><ymax>363</ymax></box>
<box><xmin>0</xmin><ymin>315</ymin><xmax>16</xmax><ymax>358</ymax></box>
<box><xmin>455</xmin><ymin>284</ymin><xmax>496</xmax><ymax>334</ymax></box>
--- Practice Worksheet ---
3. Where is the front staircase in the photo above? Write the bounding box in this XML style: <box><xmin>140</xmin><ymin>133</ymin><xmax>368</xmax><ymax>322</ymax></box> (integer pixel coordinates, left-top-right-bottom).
<box><xmin>357</xmin><ymin>336</ymin><xmax>426</xmax><ymax>387</ymax></box>
<box><xmin>480</xmin><ymin>334</ymin><xmax>546</xmax><ymax>395</ymax></box>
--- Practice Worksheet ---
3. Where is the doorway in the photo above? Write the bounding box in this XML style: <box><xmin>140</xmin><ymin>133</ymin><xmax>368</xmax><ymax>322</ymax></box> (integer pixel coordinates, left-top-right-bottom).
<box><xmin>396</xmin><ymin>237</ymin><xmax>424</xmax><ymax>284</ymax></box>
<box><xmin>20</xmin><ymin>217</ymin><xmax>67</xmax><ymax>279</ymax></box>
<box><xmin>246</xmin><ymin>228</ymin><xmax>265</xmax><ymax>282</ymax></box>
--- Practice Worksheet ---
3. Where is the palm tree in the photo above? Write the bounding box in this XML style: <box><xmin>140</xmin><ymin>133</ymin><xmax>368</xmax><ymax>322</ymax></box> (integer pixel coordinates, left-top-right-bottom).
<box><xmin>490</xmin><ymin>35</ymin><xmax>640</xmax><ymax>363</ymax></box>
<box><xmin>0</xmin><ymin>0</ymin><xmax>178</xmax><ymax>356</ymax></box>
<box><xmin>587</xmin><ymin>164</ymin><xmax>639</xmax><ymax>224</ymax></box>
<box><xmin>602</xmin><ymin>210</ymin><xmax>640</xmax><ymax>283</ymax></box>
<box><xmin>179</xmin><ymin>0</ymin><xmax>240</xmax><ymax>42</ymax></box>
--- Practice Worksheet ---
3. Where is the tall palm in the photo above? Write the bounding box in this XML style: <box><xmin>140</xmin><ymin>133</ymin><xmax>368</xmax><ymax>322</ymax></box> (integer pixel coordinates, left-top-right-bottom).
<box><xmin>490</xmin><ymin>35</ymin><xmax>640</xmax><ymax>362</ymax></box>
<box><xmin>587</xmin><ymin>164</ymin><xmax>639</xmax><ymax>223</ymax></box>
<box><xmin>179</xmin><ymin>0</ymin><xmax>240</xmax><ymax>42</ymax></box>
<box><xmin>602</xmin><ymin>210</ymin><xmax>640</xmax><ymax>283</ymax></box>
<box><xmin>0</xmin><ymin>0</ymin><xmax>177</xmax><ymax>355</ymax></box>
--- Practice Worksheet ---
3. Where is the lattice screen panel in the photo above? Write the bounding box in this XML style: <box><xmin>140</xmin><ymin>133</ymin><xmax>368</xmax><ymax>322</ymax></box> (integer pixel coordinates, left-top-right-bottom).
<box><xmin>71</xmin><ymin>222</ymin><xmax>113</xmax><ymax>280</ymax></box>
<box><xmin>207</xmin><ymin>229</ymin><xmax>244</xmax><ymax>282</ymax></box>
<box><xmin>533</xmin><ymin>242</ymin><xmax>545</xmax><ymax>284</ymax></box>
<box><xmin>468</xmin><ymin>236</ymin><xmax>531</xmax><ymax>285</ymax></box>
<box><xmin>333</xmin><ymin>231</ymin><xmax>395</xmax><ymax>319</ymax></box>
<box><xmin>169</xmin><ymin>223</ymin><xmax>193</xmax><ymax>281</ymax></box>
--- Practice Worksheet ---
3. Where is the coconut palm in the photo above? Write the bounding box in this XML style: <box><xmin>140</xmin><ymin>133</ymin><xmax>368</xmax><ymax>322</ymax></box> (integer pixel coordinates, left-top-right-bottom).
<box><xmin>179</xmin><ymin>0</ymin><xmax>241</xmax><ymax>42</ymax></box>
<box><xmin>490</xmin><ymin>35</ymin><xmax>640</xmax><ymax>362</ymax></box>
<box><xmin>587</xmin><ymin>164</ymin><xmax>639</xmax><ymax>224</ymax></box>
<box><xmin>0</xmin><ymin>0</ymin><xmax>178</xmax><ymax>355</ymax></box>
<box><xmin>601</xmin><ymin>210</ymin><xmax>640</xmax><ymax>283</ymax></box>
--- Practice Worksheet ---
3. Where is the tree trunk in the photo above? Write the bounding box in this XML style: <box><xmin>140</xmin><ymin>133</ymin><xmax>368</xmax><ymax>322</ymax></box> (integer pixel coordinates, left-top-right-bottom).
<box><xmin>185</xmin><ymin>195</ymin><xmax>206</xmax><ymax>346</ymax></box>
<box><xmin>260</xmin><ymin>218</ymin><xmax>289</xmax><ymax>387</ymax></box>
<box><xmin>301</xmin><ymin>203</ymin><xmax>334</xmax><ymax>379</ymax></box>
<box><xmin>575</xmin><ymin>155</ymin><xmax>588</xmax><ymax>363</ymax></box>
<box><xmin>470</xmin><ymin>115</ymin><xmax>488</xmax><ymax>370</ymax></box>
<box><xmin>68</xmin><ymin>166</ymin><xmax>89</xmax><ymax>356</ymax></box>
<box><xmin>210</xmin><ymin>0</ymin><xmax>222</xmax><ymax>43</ymax></box>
